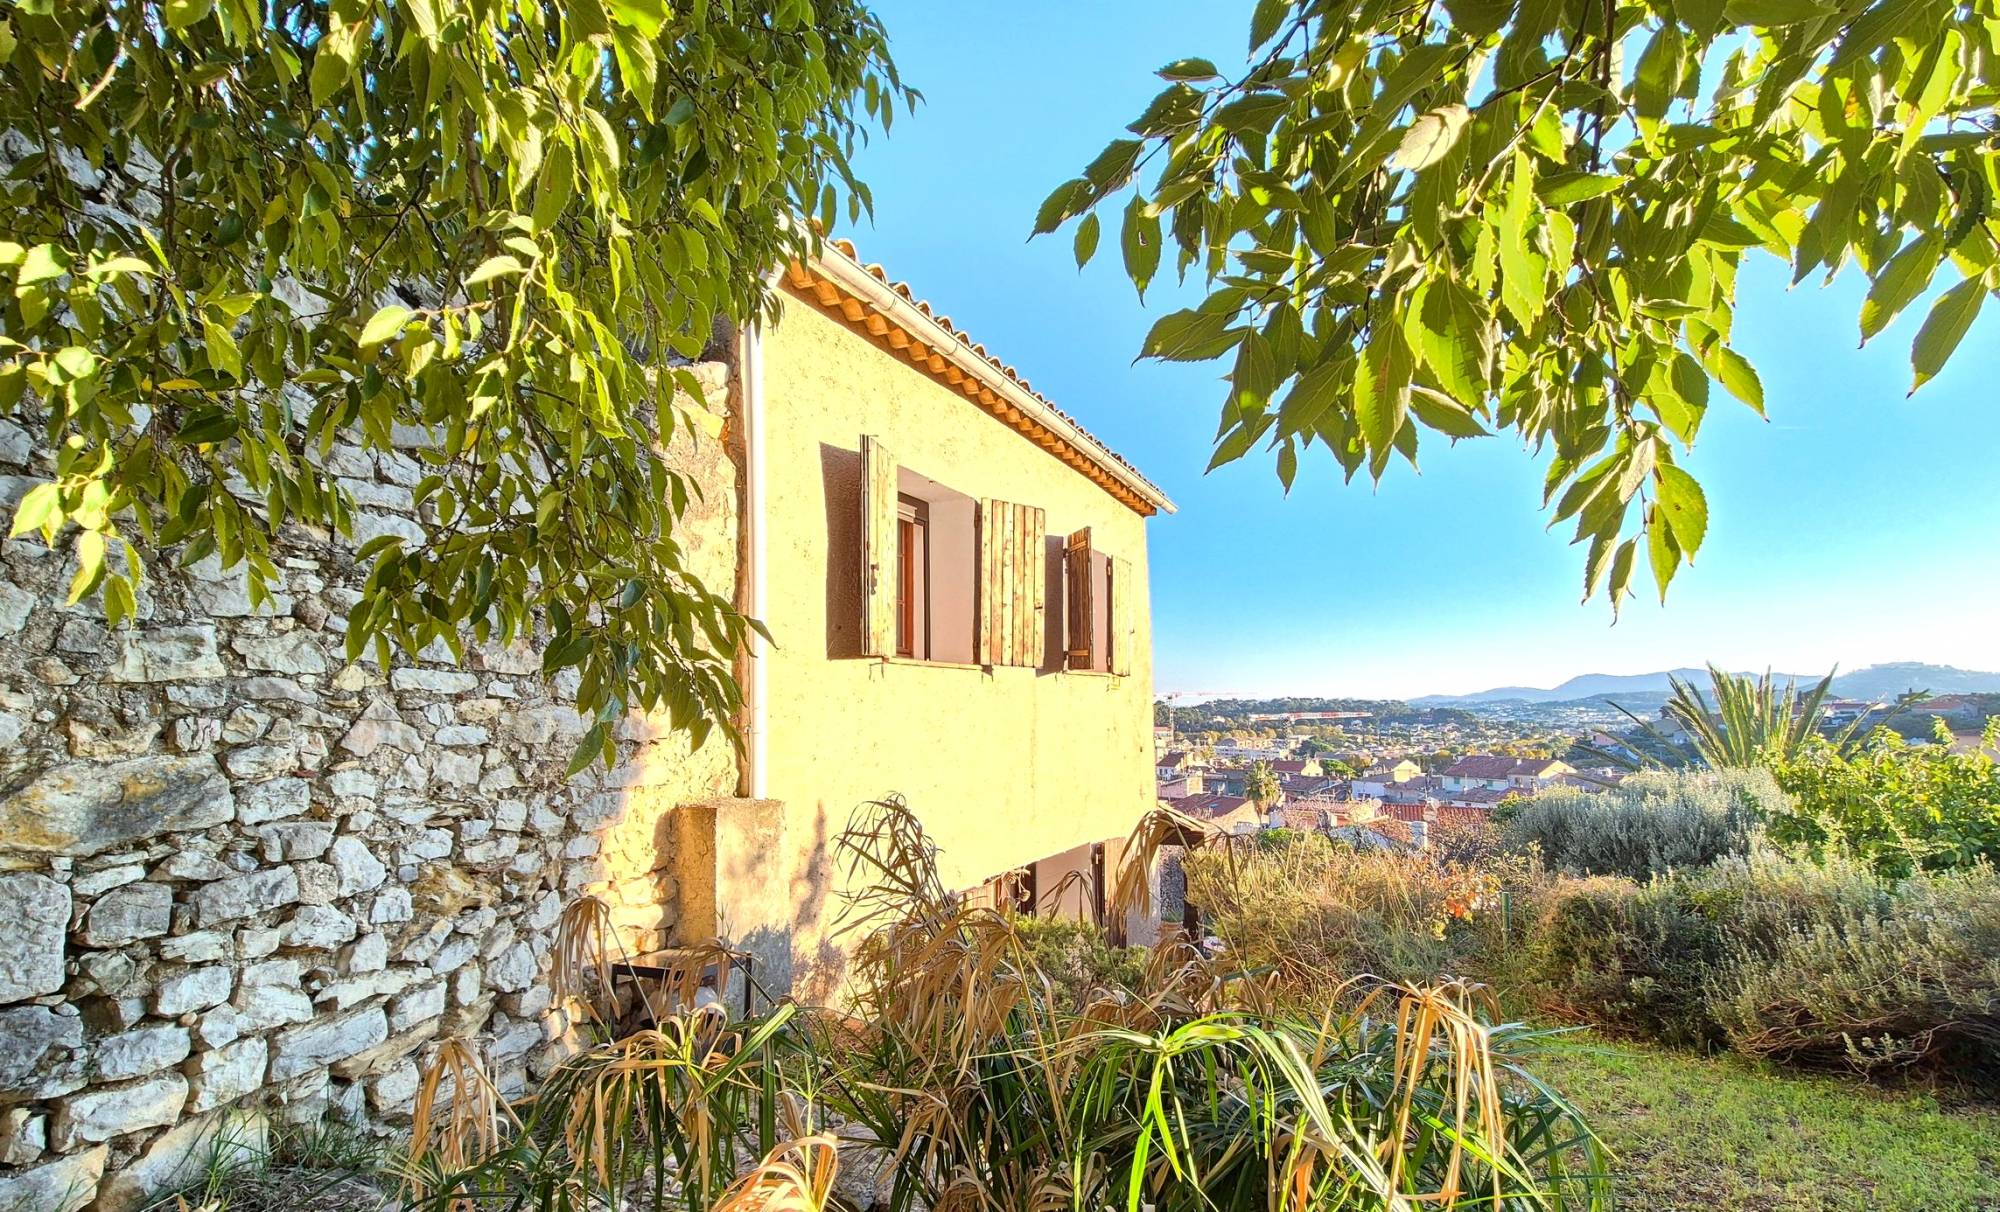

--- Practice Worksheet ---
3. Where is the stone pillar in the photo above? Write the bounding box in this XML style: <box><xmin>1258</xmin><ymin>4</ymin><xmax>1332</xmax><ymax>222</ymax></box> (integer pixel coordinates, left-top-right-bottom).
<box><xmin>669</xmin><ymin>798</ymin><xmax>791</xmax><ymax>1006</ymax></box>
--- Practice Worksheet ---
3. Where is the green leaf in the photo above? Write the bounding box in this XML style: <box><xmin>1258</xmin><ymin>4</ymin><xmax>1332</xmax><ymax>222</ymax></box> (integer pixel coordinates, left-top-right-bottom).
<box><xmin>466</xmin><ymin>254</ymin><xmax>528</xmax><ymax>286</ymax></box>
<box><xmin>1655</xmin><ymin>464</ymin><xmax>1708</xmax><ymax>555</ymax></box>
<box><xmin>1409</xmin><ymin>386</ymin><xmax>1490</xmax><ymax>438</ymax></box>
<box><xmin>1120</xmin><ymin>195</ymin><xmax>1162</xmax><ymax>300</ymax></box>
<box><xmin>1140</xmin><ymin>308</ymin><xmax>1246</xmax><ymax>361</ymax></box>
<box><xmin>1706</xmin><ymin>345</ymin><xmax>1765</xmax><ymax>415</ymax></box>
<box><xmin>566</xmin><ymin>721</ymin><xmax>610</xmax><ymax>777</ymax></box>
<box><xmin>1214</xmin><ymin>93</ymin><xmax>1290</xmax><ymax>135</ymax></box>
<box><xmin>1157</xmin><ymin>57</ymin><xmax>1220</xmax><ymax>81</ymax></box>
<box><xmin>1248</xmin><ymin>0</ymin><xmax>1290</xmax><ymax>51</ymax></box>
<box><xmin>1081</xmin><ymin>138</ymin><xmax>1143</xmax><ymax>190</ymax></box>
<box><xmin>1909</xmin><ymin>276</ymin><xmax>1985</xmax><ymax>393</ymax></box>
<box><xmin>1412</xmin><ymin>278</ymin><xmax>1491</xmax><ymax>407</ymax></box>
<box><xmin>1535</xmin><ymin>172</ymin><xmax>1625</xmax><ymax>206</ymax></box>
<box><xmin>1722</xmin><ymin>0</ymin><xmax>1832</xmax><ymax>25</ymax></box>
<box><xmin>17</xmin><ymin>243</ymin><xmax>64</xmax><ymax>285</ymax></box>
<box><xmin>1354</xmin><ymin>322</ymin><xmax>1413</xmax><ymax>471</ymax></box>
<box><xmin>1859</xmin><ymin>234</ymin><xmax>1940</xmax><ymax>342</ymax></box>
<box><xmin>1647</xmin><ymin>510</ymin><xmax>1683</xmax><ymax>602</ymax></box>
<box><xmin>1275</xmin><ymin>360</ymin><xmax>1345</xmax><ymax>436</ymax></box>
<box><xmin>359</xmin><ymin>305</ymin><xmax>414</xmax><ymax>349</ymax></box>
<box><xmin>9</xmin><ymin>482</ymin><xmax>61</xmax><ymax>538</ymax></box>
<box><xmin>1632</xmin><ymin>26</ymin><xmax>1683</xmax><ymax>121</ymax></box>
<box><xmin>608</xmin><ymin>0</ymin><xmax>669</xmax><ymax>36</ymax></box>
<box><xmin>1073</xmin><ymin>212</ymin><xmax>1101</xmax><ymax>268</ymax></box>
<box><xmin>1033</xmin><ymin>178</ymin><xmax>1092</xmax><ymax>236</ymax></box>
<box><xmin>202</xmin><ymin>319</ymin><xmax>242</xmax><ymax>381</ymax></box>
<box><xmin>163</xmin><ymin>0</ymin><xmax>213</xmax><ymax>30</ymax></box>
<box><xmin>1389</xmin><ymin>105</ymin><xmax>1471</xmax><ymax>171</ymax></box>
<box><xmin>175</xmin><ymin>409</ymin><xmax>241</xmax><ymax>446</ymax></box>
<box><xmin>67</xmin><ymin>530</ymin><xmax>107</xmax><ymax>606</ymax></box>
<box><xmin>1443</xmin><ymin>0</ymin><xmax>1515</xmax><ymax>37</ymax></box>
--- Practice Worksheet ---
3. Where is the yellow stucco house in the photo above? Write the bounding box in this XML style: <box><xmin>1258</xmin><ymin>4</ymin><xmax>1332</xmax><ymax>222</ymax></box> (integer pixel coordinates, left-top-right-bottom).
<box><xmin>660</xmin><ymin>239</ymin><xmax>1174</xmax><ymax>1000</ymax></box>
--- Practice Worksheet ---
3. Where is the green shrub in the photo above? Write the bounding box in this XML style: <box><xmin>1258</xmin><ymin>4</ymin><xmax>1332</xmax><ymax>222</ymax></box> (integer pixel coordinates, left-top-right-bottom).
<box><xmin>1522</xmin><ymin>851</ymin><xmax>2000</xmax><ymax>1076</ymax></box>
<box><xmin>1770</xmin><ymin>725</ymin><xmax>2000</xmax><ymax>878</ymax></box>
<box><xmin>1011</xmin><ymin>914</ymin><xmax>1146</xmax><ymax>1008</ymax></box>
<box><xmin>1503</xmin><ymin>769</ymin><xmax>1779</xmax><ymax>880</ymax></box>
<box><xmin>1520</xmin><ymin>875</ymin><xmax>1725</xmax><ymax>1047</ymax></box>
<box><xmin>1690</xmin><ymin>855</ymin><xmax>2000</xmax><ymax>1075</ymax></box>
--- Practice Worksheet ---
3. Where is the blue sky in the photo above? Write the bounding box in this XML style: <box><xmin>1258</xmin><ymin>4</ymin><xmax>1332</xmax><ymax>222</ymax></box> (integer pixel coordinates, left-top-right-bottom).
<box><xmin>843</xmin><ymin>1</ymin><xmax>2000</xmax><ymax>700</ymax></box>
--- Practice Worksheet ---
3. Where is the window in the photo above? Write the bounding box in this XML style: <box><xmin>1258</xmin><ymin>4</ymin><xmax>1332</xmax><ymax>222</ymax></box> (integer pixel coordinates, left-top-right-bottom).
<box><xmin>1064</xmin><ymin>527</ymin><xmax>1133</xmax><ymax>675</ymax></box>
<box><xmin>896</xmin><ymin>495</ymin><xmax>928</xmax><ymax>658</ymax></box>
<box><xmin>859</xmin><ymin>433</ymin><xmax>1045</xmax><ymax>668</ymax></box>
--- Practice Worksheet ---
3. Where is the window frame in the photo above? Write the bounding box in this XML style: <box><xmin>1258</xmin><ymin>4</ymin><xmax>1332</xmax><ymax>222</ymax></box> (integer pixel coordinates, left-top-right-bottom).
<box><xmin>895</xmin><ymin>493</ymin><xmax>930</xmax><ymax>660</ymax></box>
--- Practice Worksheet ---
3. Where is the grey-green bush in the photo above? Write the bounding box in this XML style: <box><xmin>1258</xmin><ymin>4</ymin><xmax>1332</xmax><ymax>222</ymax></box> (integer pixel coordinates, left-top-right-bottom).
<box><xmin>1504</xmin><ymin>769</ymin><xmax>1782</xmax><ymax>880</ymax></box>
<box><xmin>1690</xmin><ymin>854</ymin><xmax>2000</xmax><ymax>1074</ymax></box>
<box><xmin>1522</xmin><ymin>851</ymin><xmax>2000</xmax><ymax>1076</ymax></box>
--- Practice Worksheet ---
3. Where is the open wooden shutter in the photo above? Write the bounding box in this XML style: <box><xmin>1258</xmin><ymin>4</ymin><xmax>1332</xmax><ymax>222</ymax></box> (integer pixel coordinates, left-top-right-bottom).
<box><xmin>860</xmin><ymin>434</ymin><xmax>897</xmax><ymax>657</ymax></box>
<box><xmin>1109</xmin><ymin>554</ymin><xmax>1135</xmax><ymax>676</ymax></box>
<box><xmin>979</xmin><ymin>499</ymin><xmax>1044</xmax><ymax>666</ymax></box>
<box><xmin>1064</xmin><ymin>527</ymin><xmax>1092</xmax><ymax>670</ymax></box>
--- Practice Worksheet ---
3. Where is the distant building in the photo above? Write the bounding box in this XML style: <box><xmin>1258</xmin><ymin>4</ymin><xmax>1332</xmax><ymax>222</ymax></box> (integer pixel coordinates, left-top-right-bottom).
<box><xmin>1156</xmin><ymin>773</ymin><xmax>1203</xmax><ymax>801</ymax></box>
<box><xmin>1350</xmin><ymin>759</ymin><xmax>1423</xmax><ymax>798</ymax></box>
<box><xmin>1202</xmin><ymin>767</ymin><xmax>1249</xmax><ymax>797</ymax></box>
<box><xmin>1214</xmin><ymin>741</ymin><xmax>1285</xmax><ymax>762</ymax></box>
<box><xmin>1179</xmin><ymin>794</ymin><xmax>1262</xmax><ymax>836</ymax></box>
<box><xmin>1438</xmin><ymin>755</ymin><xmax>1574</xmax><ymax>793</ymax></box>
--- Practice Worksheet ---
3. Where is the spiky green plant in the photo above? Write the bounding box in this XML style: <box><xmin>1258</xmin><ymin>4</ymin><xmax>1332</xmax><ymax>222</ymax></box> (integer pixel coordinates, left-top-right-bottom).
<box><xmin>1613</xmin><ymin>665</ymin><xmax>1923</xmax><ymax>771</ymax></box>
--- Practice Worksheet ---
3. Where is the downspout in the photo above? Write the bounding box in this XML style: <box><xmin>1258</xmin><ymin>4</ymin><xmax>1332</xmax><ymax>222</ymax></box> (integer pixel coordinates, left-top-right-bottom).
<box><xmin>740</xmin><ymin>320</ymin><xmax>769</xmax><ymax>800</ymax></box>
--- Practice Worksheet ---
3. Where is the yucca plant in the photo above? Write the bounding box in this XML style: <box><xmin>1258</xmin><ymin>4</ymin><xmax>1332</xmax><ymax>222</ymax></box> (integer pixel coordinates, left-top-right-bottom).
<box><xmin>1614</xmin><ymin>665</ymin><xmax>1923</xmax><ymax>770</ymax></box>
<box><xmin>403</xmin><ymin>797</ymin><xmax>1610</xmax><ymax>1211</ymax></box>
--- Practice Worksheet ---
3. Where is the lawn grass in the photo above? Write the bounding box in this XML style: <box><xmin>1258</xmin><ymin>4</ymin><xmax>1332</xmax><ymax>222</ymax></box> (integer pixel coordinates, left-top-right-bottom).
<box><xmin>1530</xmin><ymin>1032</ymin><xmax>2000</xmax><ymax>1211</ymax></box>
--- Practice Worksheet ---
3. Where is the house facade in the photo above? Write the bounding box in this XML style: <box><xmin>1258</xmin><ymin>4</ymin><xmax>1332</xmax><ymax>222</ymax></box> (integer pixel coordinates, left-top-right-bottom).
<box><xmin>734</xmin><ymin>242</ymin><xmax>1174</xmax><ymax>990</ymax></box>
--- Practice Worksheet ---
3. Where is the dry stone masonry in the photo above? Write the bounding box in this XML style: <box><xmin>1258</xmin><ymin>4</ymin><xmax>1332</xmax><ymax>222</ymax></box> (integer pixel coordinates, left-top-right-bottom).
<box><xmin>0</xmin><ymin>363</ymin><xmax>740</xmax><ymax>1211</ymax></box>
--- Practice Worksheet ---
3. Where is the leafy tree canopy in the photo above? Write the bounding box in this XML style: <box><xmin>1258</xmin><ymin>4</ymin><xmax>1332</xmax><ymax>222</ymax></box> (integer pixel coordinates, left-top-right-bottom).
<box><xmin>1</xmin><ymin>0</ymin><xmax>911</xmax><ymax>767</ymax></box>
<box><xmin>1040</xmin><ymin>0</ymin><xmax>1998</xmax><ymax>610</ymax></box>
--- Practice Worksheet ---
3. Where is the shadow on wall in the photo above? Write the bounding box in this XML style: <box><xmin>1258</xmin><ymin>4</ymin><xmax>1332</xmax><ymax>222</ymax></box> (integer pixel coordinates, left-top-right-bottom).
<box><xmin>819</xmin><ymin>442</ymin><xmax>863</xmax><ymax>662</ymax></box>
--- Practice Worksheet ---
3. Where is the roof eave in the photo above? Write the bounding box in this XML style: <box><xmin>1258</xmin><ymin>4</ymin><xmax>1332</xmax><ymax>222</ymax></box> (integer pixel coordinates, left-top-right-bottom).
<box><xmin>791</xmin><ymin>244</ymin><xmax>1177</xmax><ymax>518</ymax></box>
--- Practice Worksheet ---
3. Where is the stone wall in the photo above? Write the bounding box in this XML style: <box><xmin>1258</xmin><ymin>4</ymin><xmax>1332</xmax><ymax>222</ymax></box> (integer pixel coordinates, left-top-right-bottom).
<box><xmin>0</xmin><ymin>362</ymin><xmax>742</xmax><ymax>1211</ymax></box>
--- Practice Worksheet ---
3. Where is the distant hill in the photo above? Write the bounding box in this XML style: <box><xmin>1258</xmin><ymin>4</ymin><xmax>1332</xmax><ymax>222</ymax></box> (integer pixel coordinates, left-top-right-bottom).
<box><xmin>1414</xmin><ymin>663</ymin><xmax>2000</xmax><ymax>707</ymax></box>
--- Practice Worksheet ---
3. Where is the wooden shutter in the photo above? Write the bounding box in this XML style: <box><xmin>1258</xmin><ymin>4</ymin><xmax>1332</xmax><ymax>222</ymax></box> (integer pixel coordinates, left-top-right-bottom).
<box><xmin>1109</xmin><ymin>554</ymin><xmax>1135</xmax><ymax>676</ymax></box>
<box><xmin>1064</xmin><ymin>527</ymin><xmax>1092</xmax><ymax>670</ymax></box>
<box><xmin>979</xmin><ymin>499</ymin><xmax>1044</xmax><ymax>666</ymax></box>
<box><xmin>860</xmin><ymin>434</ymin><xmax>897</xmax><ymax>657</ymax></box>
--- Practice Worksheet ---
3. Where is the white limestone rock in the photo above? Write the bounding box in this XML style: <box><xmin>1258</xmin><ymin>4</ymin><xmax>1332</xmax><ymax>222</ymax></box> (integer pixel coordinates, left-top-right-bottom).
<box><xmin>0</xmin><ymin>1143</ymin><xmax>107</xmax><ymax>1212</ymax></box>
<box><xmin>75</xmin><ymin>881</ymin><xmax>171</xmax><ymax>947</ymax></box>
<box><xmin>268</xmin><ymin>1007</ymin><xmax>387</xmax><ymax>1080</ymax></box>
<box><xmin>185</xmin><ymin>1037</ymin><xmax>270</xmax><ymax>1114</ymax></box>
<box><xmin>92</xmin><ymin>1025</ymin><xmax>191</xmax><ymax>1082</ymax></box>
<box><xmin>0</xmin><ymin>874</ymin><xmax>69</xmax><ymax>1002</ymax></box>
<box><xmin>187</xmin><ymin>866</ymin><xmax>299</xmax><ymax>927</ymax></box>
<box><xmin>103</xmin><ymin>625</ymin><xmax>225</xmax><ymax>682</ymax></box>
<box><xmin>51</xmin><ymin>1072</ymin><xmax>188</xmax><ymax>1149</ymax></box>
<box><xmin>152</xmin><ymin>966</ymin><xmax>233</xmax><ymax>1017</ymax></box>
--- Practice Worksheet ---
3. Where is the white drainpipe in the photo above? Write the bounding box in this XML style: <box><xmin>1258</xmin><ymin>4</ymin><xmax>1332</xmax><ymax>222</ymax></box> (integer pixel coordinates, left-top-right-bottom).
<box><xmin>740</xmin><ymin>320</ymin><xmax>769</xmax><ymax>800</ymax></box>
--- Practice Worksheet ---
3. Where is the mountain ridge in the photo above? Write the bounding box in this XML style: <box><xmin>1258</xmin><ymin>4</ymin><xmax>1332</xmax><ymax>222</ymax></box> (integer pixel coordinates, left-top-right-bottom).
<box><xmin>1412</xmin><ymin>662</ymin><xmax>2000</xmax><ymax>706</ymax></box>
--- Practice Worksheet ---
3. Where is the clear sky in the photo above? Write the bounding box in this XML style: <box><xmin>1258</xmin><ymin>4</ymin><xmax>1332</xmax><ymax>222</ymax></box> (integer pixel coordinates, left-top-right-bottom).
<box><xmin>843</xmin><ymin>1</ymin><xmax>2000</xmax><ymax>700</ymax></box>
